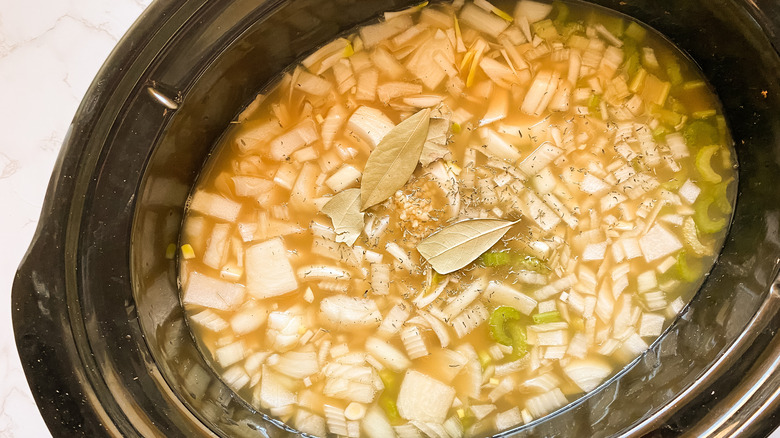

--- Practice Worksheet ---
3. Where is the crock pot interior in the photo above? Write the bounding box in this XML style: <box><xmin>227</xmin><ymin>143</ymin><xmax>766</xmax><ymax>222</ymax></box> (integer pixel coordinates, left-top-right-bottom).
<box><xmin>67</xmin><ymin>0</ymin><xmax>780</xmax><ymax>436</ymax></box>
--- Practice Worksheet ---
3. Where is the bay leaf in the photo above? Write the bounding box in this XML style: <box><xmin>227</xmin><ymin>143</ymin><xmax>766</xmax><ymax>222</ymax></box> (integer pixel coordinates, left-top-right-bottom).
<box><xmin>416</xmin><ymin>218</ymin><xmax>518</xmax><ymax>274</ymax></box>
<box><xmin>322</xmin><ymin>188</ymin><xmax>364</xmax><ymax>246</ymax></box>
<box><xmin>360</xmin><ymin>108</ymin><xmax>431</xmax><ymax>210</ymax></box>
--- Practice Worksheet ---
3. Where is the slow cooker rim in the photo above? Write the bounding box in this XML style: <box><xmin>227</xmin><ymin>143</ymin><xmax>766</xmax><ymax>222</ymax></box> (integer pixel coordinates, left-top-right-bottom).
<box><xmin>12</xmin><ymin>0</ymin><xmax>211</xmax><ymax>435</ymax></box>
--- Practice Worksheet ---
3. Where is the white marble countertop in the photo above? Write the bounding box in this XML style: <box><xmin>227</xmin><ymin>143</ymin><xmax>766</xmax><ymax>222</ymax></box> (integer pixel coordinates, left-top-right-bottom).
<box><xmin>1</xmin><ymin>0</ymin><xmax>778</xmax><ymax>437</ymax></box>
<box><xmin>0</xmin><ymin>0</ymin><xmax>152</xmax><ymax>436</ymax></box>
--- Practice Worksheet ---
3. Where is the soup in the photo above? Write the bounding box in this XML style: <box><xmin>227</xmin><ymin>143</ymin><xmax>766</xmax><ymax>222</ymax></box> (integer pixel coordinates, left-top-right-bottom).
<box><xmin>176</xmin><ymin>0</ymin><xmax>736</xmax><ymax>436</ymax></box>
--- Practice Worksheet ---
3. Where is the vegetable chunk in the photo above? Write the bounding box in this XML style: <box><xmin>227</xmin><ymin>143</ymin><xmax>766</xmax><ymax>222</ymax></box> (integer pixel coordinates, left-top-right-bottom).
<box><xmin>396</xmin><ymin>370</ymin><xmax>456</xmax><ymax>423</ymax></box>
<box><xmin>183</xmin><ymin>272</ymin><xmax>245</xmax><ymax>311</ymax></box>
<box><xmin>245</xmin><ymin>238</ymin><xmax>298</xmax><ymax>298</ymax></box>
<box><xmin>639</xmin><ymin>224</ymin><xmax>683</xmax><ymax>262</ymax></box>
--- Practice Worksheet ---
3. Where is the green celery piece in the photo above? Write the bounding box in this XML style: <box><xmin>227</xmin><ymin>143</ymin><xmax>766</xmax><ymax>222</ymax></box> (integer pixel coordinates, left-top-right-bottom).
<box><xmin>560</xmin><ymin>22</ymin><xmax>584</xmax><ymax>39</ymax></box>
<box><xmin>713</xmin><ymin>179</ymin><xmax>733</xmax><ymax>214</ymax></box>
<box><xmin>507</xmin><ymin>322</ymin><xmax>528</xmax><ymax>358</ymax></box>
<box><xmin>695</xmin><ymin>145</ymin><xmax>723</xmax><ymax>184</ymax></box>
<box><xmin>684</xmin><ymin>120</ymin><xmax>719</xmax><ymax>147</ymax></box>
<box><xmin>533</xmin><ymin>19</ymin><xmax>559</xmax><ymax>40</ymax></box>
<box><xmin>592</xmin><ymin>13</ymin><xmax>625</xmax><ymax>37</ymax></box>
<box><xmin>669</xmin><ymin>96</ymin><xmax>688</xmax><ymax>114</ymax></box>
<box><xmin>625</xmin><ymin>21</ymin><xmax>647</xmax><ymax>41</ymax></box>
<box><xmin>513</xmin><ymin>254</ymin><xmax>551</xmax><ymax>273</ymax></box>
<box><xmin>379</xmin><ymin>394</ymin><xmax>401</xmax><ymax>423</ymax></box>
<box><xmin>482</xmin><ymin>250</ymin><xmax>512</xmax><ymax>267</ymax></box>
<box><xmin>552</xmin><ymin>1</ymin><xmax>570</xmax><ymax>23</ymax></box>
<box><xmin>488</xmin><ymin>306</ymin><xmax>529</xmax><ymax>359</ymax></box>
<box><xmin>652</xmin><ymin>125</ymin><xmax>671</xmax><ymax>142</ymax></box>
<box><xmin>694</xmin><ymin>194</ymin><xmax>727</xmax><ymax>234</ymax></box>
<box><xmin>482</xmin><ymin>250</ymin><xmax>550</xmax><ymax>273</ymax></box>
<box><xmin>661</xmin><ymin>178</ymin><xmax>685</xmax><ymax>191</ymax></box>
<box><xmin>624</xmin><ymin>52</ymin><xmax>641</xmax><ymax>77</ymax></box>
<box><xmin>676</xmin><ymin>250</ymin><xmax>701</xmax><ymax>282</ymax></box>
<box><xmin>651</xmin><ymin>103</ymin><xmax>683</xmax><ymax>127</ymax></box>
<box><xmin>588</xmin><ymin>93</ymin><xmax>602</xmax><ymax>116</ymax></box>
<box><xmin>489</xmin><ymin>306</ymin><xmax>521</xmax><ymax>345</ymax></box>
<box><xmin>693</xmin><ymin>109</ymin><xmax>717</xmax><ymax>119</ymax></box>
<box><xmin>379</xmin><ymin>369</ymin><xmax>399</xmax><ymax>390</ymax></box>
<box><xmin>667</xmin><ymin>60</ymin><xmax>683</xmax><ymax>86</ymax></box>
<box><xmin>532</xmin><ymin>311</ymin><xmax>562</xmax><ymax>324</ymax></box>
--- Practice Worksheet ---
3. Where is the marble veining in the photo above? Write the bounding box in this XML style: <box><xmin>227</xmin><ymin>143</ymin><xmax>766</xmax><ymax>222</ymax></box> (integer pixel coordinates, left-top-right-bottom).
<box><xmin>0</xmin><ymin>1</ymin><xmax>151</xmax><ymax>436</ymax></box>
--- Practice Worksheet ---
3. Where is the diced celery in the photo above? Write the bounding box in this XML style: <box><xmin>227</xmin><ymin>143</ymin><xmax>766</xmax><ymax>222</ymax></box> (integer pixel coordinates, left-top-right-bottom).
<box><xmin>693</xmin><ymin>109</ymin><xmax>717</xmax><ymax>119</ymax></box>
<box><xmin>560</xmin><ymin>22</ymin><xmax>584</xmax><ymax>39</ymax></box>
<box><xmin>695</xmin><ymin>145</ymin><xmax>723</xmax><ymax>184</ymax></box>
<box><xmin>666</xmin><ymin>60</ymin><xmax>683</xmax><ymax>86</ymax></box>
<box><xmin>568</xmin><ymin>34</ymin><xmax>589</xmax><ymax>51</ymax></box>
<box><xmin>380</xmin><ymin>369</ymin><xmax>400</xmax><ymax>390</ymax></box>
<box><xmin>452</xmin><ymin>122</ymin><xmax>462</xmax><ymax>134</ymax></box>
<box><xmin>630</xmin><ymin>157</ymin><xmax>647</xmax><ymax>173</ymax></box>
<box><xmin>629</xmin><ymin>67</ymin><xmax>648</xmax><ymax>93</ymax></box>
<box><xmin>488</xmin><ymin>306</ymin><xmax>529</xmax><ymax>358</ymax></box>
<box><xmin>481</xmin><ymin>250</ymin><xmax>550</xmax><ymax>273</ymax></box>
<box><xmin>669</xmin><ymin>96</ymin><xmax>687</xmax><ymax>114</ymax></box>
<box><xmin>489</xmin><ymin>306</ymin><xmax>520</xmax><ymax>345</ymax></box>
<box><xmin>533</xmin><ymin>19</ymin><xmax>559</xmax><ymax>40</ymax></box>
<box><xmin>625</xmin><ymin>21</ymin><xmax>647</xmax><ymax>41</ymax></box>
<box><xmin>713</xmin><ymin>179</ymin><xmax>733</xmax><ymax>214</ymax></box>
<box><xmin>660</xmin><ymin>178</ymin><xmax>685</xmax><ymax>191</ymax></box>
<box><xmin>507</xmin><ymin>323</ymin><xmax>528</xmax><ymax>357</ymax></box>
<box><xmin>682</xmin><ymin>216</ymin><xmax>711</xmax><ymax>256</ymax></box>
<box><xmin>514</xmin><ymin>254</ymin><xmax>551</xmax><ymax>273</ymax></box>
<box><xmin>652</xmin><ymin>125</ymin><xmax>670</xmax><ymax>142</ymax></box>
<box><xmin>694</xmin><ymin>194</ymin><xmax>727</xmax><ymax>234</ymax></box>
<box><xmin>623</xmin><ymin>53</ymin><xmax>641</xmax><ymax>77</ymax></box>
<box><xmin>651</xmin><ymin>104</ymin><xmax>683</xmax><ymax>127</ymax></box>
<box><xmin>590</xmin><ymin>12</ymin><xmax>624</xmax><ymax>37</ymax></box>
<box><xmin>588</xmin><ymin>94</ymin><xmax>602</xmax><ymax>115</ymax></box>
<box><xmin>622</xmin><ymin>37</ymin><xmax>638</xmax><ymax>57</ymax></box>
<box><xmin>683</xmin><ymin>80</ymin><xmax>706</xmax><ymax>90</ymax></box>
<box><xmin>622</xmin><ymin>38</ymin><xmax>640</xmax><ymax>76</ymax></box>
<box><xmin>676</xmin><ymin>251</ymin><xmax>702</xmax><ymax>282</ymax></box>
<box><xmin>716</xmin><ymin>115</ymin><xmax>729</xmax><ymax>145</ymax></box>
<box><xmin>552</xmin><ymin>1</ymin><xmax>569</xmax><ymax>23</ymax></box>
<box><xmin>379</xmin><ymin>394</ymin><xmax>401</xmax><ymax>424</ymax></box>
<box><xmin>684</xmin><ymin>120</ymin><xmax>719</xmax><ymax>147</ymax></box>
<box><xmin>482</xmin><ymin>251</ymin><xmax>513</xmax><ymax>267</ymax></box>
<box><xmin>532</xmin><ymin>311</ymin><xmax>562</xmax><ymax>324</ymax></box>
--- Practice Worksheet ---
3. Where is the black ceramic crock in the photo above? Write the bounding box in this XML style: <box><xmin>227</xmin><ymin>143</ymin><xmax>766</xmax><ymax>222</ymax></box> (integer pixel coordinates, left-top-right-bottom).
<box><xmin>12</xmin><ymin>0</ymin><xmax>780</xmax><ymax>436</ymax></box>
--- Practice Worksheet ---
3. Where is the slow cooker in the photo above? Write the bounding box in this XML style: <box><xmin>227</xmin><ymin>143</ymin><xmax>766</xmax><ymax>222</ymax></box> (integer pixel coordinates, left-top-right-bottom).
<box><xmin>12</xmin><ymin>0</ymin><xmax>780</xmax><ymax>436</ymax></box>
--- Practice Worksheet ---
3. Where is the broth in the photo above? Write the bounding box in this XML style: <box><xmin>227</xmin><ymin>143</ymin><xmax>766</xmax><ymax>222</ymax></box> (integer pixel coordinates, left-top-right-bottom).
<box><xmin>177</xmin><ymin>1</ymin><xmax>736</xmax><ymax>436</ymax></box>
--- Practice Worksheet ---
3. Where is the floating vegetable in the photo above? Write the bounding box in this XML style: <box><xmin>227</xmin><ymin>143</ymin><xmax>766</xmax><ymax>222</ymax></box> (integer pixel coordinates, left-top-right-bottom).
<box><xmin>488</xmin><ymin>306</ymin><xmax>528</xmax><ymax>358</ymax></box>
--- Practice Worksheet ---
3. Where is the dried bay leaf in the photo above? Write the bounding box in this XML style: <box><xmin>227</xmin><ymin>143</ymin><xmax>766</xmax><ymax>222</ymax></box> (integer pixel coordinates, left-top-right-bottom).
<box><xmin>322</xmin><ymin>188</ymin><xmax>364</xmax><ymax>246</ymax></box>
<box><xmin>360</xmin><ymin>108</ymin><xmax>431</xmax><ymax>210</ymax></box>
<box><xmin>417</xmin><ymin>218</ymin><xmax>518</xmax><ymax>274</ymax></box>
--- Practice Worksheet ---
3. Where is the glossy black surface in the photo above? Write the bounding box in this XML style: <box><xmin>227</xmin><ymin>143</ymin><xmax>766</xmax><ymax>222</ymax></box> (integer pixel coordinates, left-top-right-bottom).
<box><xmin>12</xmin><ymin>0</ymin><xmax>780</xmax><ymax>436</ymax></box>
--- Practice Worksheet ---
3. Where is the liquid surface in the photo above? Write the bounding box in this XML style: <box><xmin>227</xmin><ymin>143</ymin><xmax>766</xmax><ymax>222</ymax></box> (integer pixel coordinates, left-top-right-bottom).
<box><xmin>177</xmin><ymin>1</ymin><xmax>736</xmax><ymax>436</ymax></box>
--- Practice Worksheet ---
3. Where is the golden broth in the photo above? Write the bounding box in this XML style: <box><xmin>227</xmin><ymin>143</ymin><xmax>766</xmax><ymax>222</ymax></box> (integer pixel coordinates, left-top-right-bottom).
<box><xmin>178</xmin><ymin>1</ymin><xmax>736</xmax><ymax>436</ymax></box>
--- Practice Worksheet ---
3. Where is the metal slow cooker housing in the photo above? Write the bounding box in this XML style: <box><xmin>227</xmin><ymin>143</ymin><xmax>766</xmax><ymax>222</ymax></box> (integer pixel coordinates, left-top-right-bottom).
<box><xmin>12</xmin><ymin>0</ymin><xmax>780</xmax><ymax>436</ymax></box>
